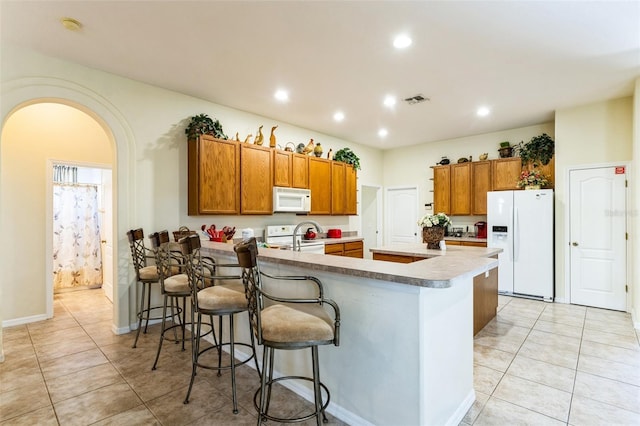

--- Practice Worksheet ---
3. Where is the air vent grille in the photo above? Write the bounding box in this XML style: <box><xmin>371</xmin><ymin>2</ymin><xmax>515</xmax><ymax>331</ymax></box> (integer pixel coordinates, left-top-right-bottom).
<box><xmin>403</xmin><ymin>94</ymin><xmax>430</xmax><ymax>105</ymax></box>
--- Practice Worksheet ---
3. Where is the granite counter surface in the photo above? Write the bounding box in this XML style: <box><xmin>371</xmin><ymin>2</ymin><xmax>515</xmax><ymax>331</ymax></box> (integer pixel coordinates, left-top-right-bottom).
<box><xmin>202</xmin><ymin>241</ymin><xmax>498</xmax><ymax>289</ymax></box>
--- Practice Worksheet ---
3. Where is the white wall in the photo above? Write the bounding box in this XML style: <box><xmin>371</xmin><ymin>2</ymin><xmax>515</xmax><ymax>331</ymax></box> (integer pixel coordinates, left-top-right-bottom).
<box><xmin>0</xmin><ymin>45</ymin><xmax>383</xmax><ymax>330</ymax></box>
<box><xmin>555</xmin><ymin>97</ymin><xmax>633</xmax><ymax>303</ymax></box>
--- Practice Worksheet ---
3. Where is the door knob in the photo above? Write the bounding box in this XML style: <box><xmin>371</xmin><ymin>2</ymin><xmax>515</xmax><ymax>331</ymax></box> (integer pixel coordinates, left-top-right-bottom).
<box><xmin>572</xmin><ymin>242</ymin><xmax>579</xmax><ymax>246</ymax></box>
<box><xmin>101</xmin><ymin>240</ymin><xmax>107</xmax><ymax>244</ymax></box>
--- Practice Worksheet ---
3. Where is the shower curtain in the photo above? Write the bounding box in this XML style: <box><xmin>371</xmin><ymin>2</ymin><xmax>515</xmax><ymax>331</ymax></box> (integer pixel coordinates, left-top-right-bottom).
<box><xmin>52</xmin><ymin>183</ymin><xmax>103</xmax><ymax>290</ymax></box>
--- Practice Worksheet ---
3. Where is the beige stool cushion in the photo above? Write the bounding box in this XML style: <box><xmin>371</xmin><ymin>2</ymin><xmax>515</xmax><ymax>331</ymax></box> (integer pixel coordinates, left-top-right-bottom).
<box><xmin>139</xmin><ymin>265</ymin><xmax>159</xmax><ymax>280</ymax></box>
<box><xmin>164</xmin><ymin>273</ymin><xmax>190</xmax><ymax>293</ymax></box>
<box><xmin>197</xmin><ymin>281</ymin><xmax>247</xmax><ymax>311</ymax></box>
<box><xmin>261</xmin><ymin>303</ymin><xmax>334</xmax><ymax>343</ymax></box>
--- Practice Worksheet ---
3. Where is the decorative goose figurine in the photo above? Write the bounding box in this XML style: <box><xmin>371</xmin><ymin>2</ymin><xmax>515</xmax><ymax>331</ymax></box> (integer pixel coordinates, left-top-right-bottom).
<box><xmin>243</xmin><ymin>134</ymin><xmax>253</xmax><ymax>143</ymax></box>
<box><xmin>269</xmin><ymin>125</ymin><xmax>278</xmax><ymax>148</ymax></box>
<box><xmin>326</xmin><ymin>148</ymin><xmax>333</xmax><ymax>160</ymax></box>
<box><xmin>254</xmin><ymin>125</ymin><xmax>264</xmax><ymax>145</ymax></box>
<box><xmin>302</xmin><ymin>138</ymin><xmax>314</xmax><ymax>155</ymax></box>
<box><xmin>234</xmin><ymin>132</ymin><xmax>240</xmax><ymax>141</ymax></box>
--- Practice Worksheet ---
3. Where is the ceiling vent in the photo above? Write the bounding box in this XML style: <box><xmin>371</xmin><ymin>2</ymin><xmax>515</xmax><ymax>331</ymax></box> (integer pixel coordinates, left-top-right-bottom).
<box><xmin>403</xmin><ymin>94</ymin><xmax>430</xmax><ymax>105</ymax></box>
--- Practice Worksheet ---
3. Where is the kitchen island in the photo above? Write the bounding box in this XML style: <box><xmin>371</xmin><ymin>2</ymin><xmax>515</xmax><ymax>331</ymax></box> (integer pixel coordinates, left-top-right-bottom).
<box><xmin>202</xmin><ymin>241</ymin><xmax>499</xmax><ymax>426</ymax></box>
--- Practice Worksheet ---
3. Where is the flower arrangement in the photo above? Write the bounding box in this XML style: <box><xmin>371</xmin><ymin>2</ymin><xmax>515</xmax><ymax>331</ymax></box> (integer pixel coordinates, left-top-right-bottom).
<box><xmin>417</xmin><ymin>212</ymin><xmax>452</xmax><ymax>228</ymax></box>
<box><xmin>516</xmin><ymin>169</ymin><xmax>549</xmax><ymax>189</ymax></box>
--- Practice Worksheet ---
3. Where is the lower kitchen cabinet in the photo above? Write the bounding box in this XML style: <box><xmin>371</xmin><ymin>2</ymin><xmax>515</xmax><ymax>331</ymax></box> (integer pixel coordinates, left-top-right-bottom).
<box><xmin>444</xmin><ymin>239</ymin><xmax>487</xmax><ymax>248</ymax></box>
<box><xmin>325</xmin><ymin>240</ymin><xmax>363</xmax><ymax>258</ymax></box>
<box><xmin>372</xmin><ymin>253</ymin><xmax>418</xmax><ymax>263</ymax></box>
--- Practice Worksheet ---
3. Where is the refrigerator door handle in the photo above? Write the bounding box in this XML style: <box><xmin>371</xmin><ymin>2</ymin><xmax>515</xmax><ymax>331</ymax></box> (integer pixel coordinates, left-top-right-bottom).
<box><xmin>513</xmin><ymin>206</ymin><xmax>519</xmax><ymax>262</ymax></box>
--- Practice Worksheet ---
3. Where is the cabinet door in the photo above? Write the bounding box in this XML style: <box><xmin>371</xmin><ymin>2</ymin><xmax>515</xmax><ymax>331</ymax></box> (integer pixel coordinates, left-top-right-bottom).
<box><xmin>450</xmin><ymin>163</ymin><xmax>471</xmax><ymax>215</ymax></box>
<box><xmin>471</xmin><ymin>161</ymin><xmax>492</xmax><ymax>215</ymax></box>
<box><xmin>523</xmin><ymin>156</ymin><xmax>555</xmax><ymax>189</ymax></box>
<box><xmin>331</xmin><ymin>162</ymin><xmax>346</xmax><ymax>214</ymax></box>
<box><xmin>491</xmin><ymin>158</ymin><xmax>522</xmax><ymax>191</ymax></box>
<box><xmin>273</xmin><ymin>150</ymin><xmax>292</xmax><ymax>187</ymax></box>
<box><xmin>291</xmin><ymin>154</ymin><xmax>309</xmax><ymax>188</ymax></box>
<box><xmin>345</xmin><ymin>165</ymin><xmax>357</xmax><ymax>215</ymax></box>
<box><xmin>188</xmin><ymin>135</ymin><xmax>240</xmax><ymax>215</ymax></box>
<box><xmin>432</xmin><ymin>165</ymin><xmax>451</xmax><ymax>214</ymax></box>
<box><xmin>240</xmin><ymin>144</ymin><xmax>273</xmax><ymax>214</ymax></box>
<box><xmin>309</xmin><ymin>157</ymin><xmax>332</xmax><ymax>215</ymax></box>
<box><xmin>324</xmin><ymin>242</ymin><xmax>343</xmax><ymax>255</ymax></box>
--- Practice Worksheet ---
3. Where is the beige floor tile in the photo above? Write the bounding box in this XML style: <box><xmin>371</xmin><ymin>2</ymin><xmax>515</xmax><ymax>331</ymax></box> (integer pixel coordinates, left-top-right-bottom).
<box><xmin>53</xmin><ymin>382</ymin><xmax>143</xmax><ymax>425</ymax></box>
<box><xmin>146</xmin><ymin>381</ymin><xmax>228</xmax><ymax>426</ymax></box>
<box><xmin>1</xmin><ymin>325</ymin><xmax>30</xmax><ymax>343</ymax></box>
<box><xmin>27</xmin><ymin>315</ymin><xmax>79</xmax><ymax>336</ymax></box>
<box><xmin>538</xmin><ymin>310</ymin><xmax>585</xmax><ymax>328</ymax></box>
<box><xmin>542</xmin><ymin>302</ymin><xmax>586</xmax><ymax>316</ymax></box>
<box><xmin>526</xmin><ymin>329</ymin><xmax>581</xmax><ymax>351</ymax></box>
<box><xmin>473</xmin><ymin>397</ymin><xmax>565</xmax><ymax>426</ymax></box>
<box><xmin>0</xmin><ymin>380</ymin><xmax>51</xmax><ymax>422</ymax></box>
<box><xmin>40</xmin><ymin>347</ymin><xmax>109</xmax><ymax>380</ymax></box>
<box><xmin>518</xmin><ymin>339</ymin><xmax>579</xmax><ymax>369</ymax></box>
<box><xmin>34</xmin><ymin>333</ymin><xmax>98</xmax><ymax>362</ymax></box>
<box><xmin>494</xmin><ymin>311</ymin><xmax>537</xmax><ymax>329</ymax></box>
<box><xmin>29</xmin><ymin>326</ymin><xmax>88</xmax><ymax>347</ymax></box>
<box><xmin>462</xmin><ymin>391</ymin><xmax>489</xmax><ymax>424</ymax></box>
<box><xmin>0</xmin><ymin>354</ymin><xmax>44</xmax><ymax>393</ymax></box>
<box><xmin>577</xmin><ymin>353</ymin><xmax>640</xmax><ymax>387</ymax></box>
<box><xmin>0</xmin><ymin>404</ymin><xmax>58</xmax><ymax>426</ymax></box>
<box><xmin>569</xmin><ymin>394</ymin><xmax>640</xmax><ymax>426</ymax></box>
<box><xmin>584</xmin><ymin>317</ymin><xmax>637</xmax><ymax>338</ymax></box>
<box><xmin>46</xmin><ymin>363</ymin><xmax>124</xmax><ymax>403</ymax></box>
<box><xmin>498</xmin><ymin>304</ymin><xmax>544</xmax><ymax>321</ymax></box>
<box><xmin>574</xmin><ymin>371</ymin><xmax>640</xmax><ymax>414</ymax></box>
<box><xmin>580</xmin><ymin>340</ymin><xmax>640</xmax><ymax>367</ymax></box>
<box><xmin>473</xmin><ymin>343</ymin><xmax>516</xmax><ymax>372</ymax></box>
<box><xmin>533</xmin><ymin>319</ymin><xmax>583</xmax><ymax>339</ymax></box>
<box><xmin>507</xmin><ymin>354</ymin><xmax>575</xmax><ymax>392</ymax></box>
<box><xmin>126</xmin><ymin>361</ymin><xmax>193</xmax><ymax>402</ymax></box>
<box><xmin>476</xmin><ymin>320</ymin><xmax>530</xmax><ymax>339</ymax></box>
<box><xmin>473</xmin><ymin>364</ymin><xmax>503</xmax><ymax>395</ymax></box>
<box><xmin>91</xmin><ymin>404</ymin><xmax>160</xmax><ymax>425</ymax></box>
<box><xmin>493</xmin><ymin>374</ymin><xmax>571</xmax><ymax>421</ymax></box>
<box><xmin>586</xmin><ymin>307</ymin><xmax>633</xmax><ymax>325</ymax></box>
<box><xmin>582</xmin><ymin>327</ymin><xmax>640</xmax><ymax>351</ymax></box>
<box><xmin>474</xmin><ymin>330</ymin><xmax>527</xmax><ymax>354</ymax></box>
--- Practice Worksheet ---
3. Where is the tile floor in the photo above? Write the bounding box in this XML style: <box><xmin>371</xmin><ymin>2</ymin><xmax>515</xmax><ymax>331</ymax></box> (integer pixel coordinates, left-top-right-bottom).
<box><xmin>1</xmin><ymin>290</ymin><xmax>639</xmax><ymax>425</ymax></box>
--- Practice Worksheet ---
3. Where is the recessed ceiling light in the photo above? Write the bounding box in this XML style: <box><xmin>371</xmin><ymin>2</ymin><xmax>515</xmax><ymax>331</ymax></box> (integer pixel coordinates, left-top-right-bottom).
<box><xmin>333</xmin><ymin>111</ymin><xmax>345</xmax><ymax>122</ymax></box>
<box><xmin>383</xmin><ymin>95</ymin><xmax>396</xmax><ymax>108</ymax></box>
<box><xmin>61</xmin><ymin>17</ymin><xmax>82</xmax><ymax>32</ymax></box>
<box><xmin>274</xmin><ymin>89</ymin><xmax>289</xmax><ymax>102</ymax></box>
<box><xmin>393</xmin><ymin>34</ymin><xmax>412</xmax><ymax>49</ymax></box>
<box><xmin>477</xmin><ymin>106</ymin><xmax>490</xmax><ymax>117</ymax></box>
<box><xmin>378</xmin><ymin>128</ymin><xmax>388</xmax><ymax>138</ymax></box>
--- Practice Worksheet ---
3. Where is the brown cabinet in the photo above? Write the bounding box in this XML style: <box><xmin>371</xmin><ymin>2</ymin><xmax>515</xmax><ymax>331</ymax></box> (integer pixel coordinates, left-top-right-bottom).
<box><xmin>240</xmin><ymin>143</ymin><xmax>273</xmax><ymax>214</ymax></box>
<box><xmin>291</xmin><ymin>154</ymin><xmax>309</xmax><ymax>188</ymax></box>
<box><xmin>372</xmin><ymin>252</ymin><xmax>417</xmax><ymax>263</ymax></box>
<box><xmin>331</xmin><ymin>162</ymin><xmax>346</xmax><ymax>214</ymax></box>
<box><xmin>345</xmin><ymin>165</ymin><xmax>357</xmax><ymax>215</ymax></box>
<box><xmin>471</xmin><ymin>161</ymin><xmax>492</xmax><ymax>215</ymax></box>
<box><xmin>444</xmin><ymin>239</ymin><xmax>487</xmax><ymax>247</ymax></box>
<box><xmin>450</xmin><ymin>163</ymin><xmax>471</xmax><ymax>215</ymax></box>
<box><xmin>325</xmin><ymin>240</ymin><xmax>364</xmax><ymax>258</ymax></box>
<box><xmin>491</xmin><ymin>157</ymin><xmax>522</xmax><ymax>191</ymax></box>
<box><xmin>188</xmin><ymin>135</ymin><xmax>240</xmax><ymax>215</ymax></box>
<box><xmin>432</xmin><ymin>165</ymin><xmax>451</xmax><ymax>214</ymax></box>
<box><xmin>273</xmin><ymin>150</ymin><xmax>292</xmax><ymax>187</ymax></box>
<box><xmin>309</xmin><ymin>157</ymin><xmax>332</xmax><ymax>215</ymax></box>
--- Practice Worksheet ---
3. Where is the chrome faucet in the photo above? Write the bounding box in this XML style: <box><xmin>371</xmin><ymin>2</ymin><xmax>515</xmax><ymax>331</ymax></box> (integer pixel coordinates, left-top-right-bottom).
<box><xmin>292</xmin><ymin>220</ymin><xmax>324</xmax><ymax>251</ymax></box>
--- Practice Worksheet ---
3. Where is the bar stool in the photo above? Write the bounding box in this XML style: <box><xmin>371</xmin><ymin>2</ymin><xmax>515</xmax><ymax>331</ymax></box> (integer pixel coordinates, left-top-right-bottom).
<box><xmin>179</xmin><ymin>234</ymin><xmax>259</xmax><ymax>413</ymax></box>
<box><xmin>148</xmin><ymin>230</ymin><xmax>191</xmax><ymax>370</ymax></box>
<box><xmin>127</xmin><ymin>228</ymin><xmax>162</xmax><ymax>348</ymax></box>
<box><xmin>234</xmin><ymin>238</ymin><xmax>340</xmax><ymax>426</ymax></box>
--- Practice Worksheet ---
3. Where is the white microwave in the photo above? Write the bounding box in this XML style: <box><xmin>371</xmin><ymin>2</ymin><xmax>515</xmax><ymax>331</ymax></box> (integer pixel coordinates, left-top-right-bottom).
<box><xmin>273</xmin><ymin>187</ymin><xmax>311</xmax><ymax>213</ymax></box>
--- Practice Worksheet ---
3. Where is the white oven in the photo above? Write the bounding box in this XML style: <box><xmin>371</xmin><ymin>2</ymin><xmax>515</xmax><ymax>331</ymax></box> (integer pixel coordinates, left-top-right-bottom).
<box><xmin>265</xmin><ymin>225</ymin><xmax>325</xmax><ymax>254</ymax></box>
<box><xmin>273</xmin><ymin>187</ymin><xmax>311</xmax><ymax>213</ymax></box>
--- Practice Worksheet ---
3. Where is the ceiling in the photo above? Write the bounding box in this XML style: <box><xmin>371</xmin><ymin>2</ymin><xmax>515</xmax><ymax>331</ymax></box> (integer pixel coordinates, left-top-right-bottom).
<box><xmin>2</xmin><ymin>1</ymin><xmax>639</xmax><ymax>150</ymax></box>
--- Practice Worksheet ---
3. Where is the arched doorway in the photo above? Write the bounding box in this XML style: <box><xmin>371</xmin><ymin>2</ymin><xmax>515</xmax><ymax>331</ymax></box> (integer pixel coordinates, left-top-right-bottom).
<box><xmin>1</xmin><ymin>77</ymin><xmax>136</xmax><ymax>336</ymax></box>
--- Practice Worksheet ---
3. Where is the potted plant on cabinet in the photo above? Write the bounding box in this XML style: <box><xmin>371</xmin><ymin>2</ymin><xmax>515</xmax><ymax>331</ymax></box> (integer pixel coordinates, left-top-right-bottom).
<box><xmin>516</xmin><ymin>133</ymin><xmax>555</xmax><ymax>166</ymax></box>
<box><xmin>516</xmin><ymin>169</ymin><xmax>549</xmax><ymax>190</ymax></box>
<box><xmin>333</xmin><ymin>147</ymin><xmax>361</xmax><ymax>170</ymax></box>
<box><xmin>185</xmin><ymin>113</ymin><xmax>228</xmax><ymax>140</ymax></box>
<box><xmin>418</xmin><ymin>212</ymin><xmax>452</xmax><ymax>249</ymax></box>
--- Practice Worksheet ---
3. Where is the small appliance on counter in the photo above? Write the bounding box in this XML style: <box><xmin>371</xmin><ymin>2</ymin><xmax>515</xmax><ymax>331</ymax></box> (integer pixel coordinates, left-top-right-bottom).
<box><xmin>451</xmin><ymin>227</ymin><xmax>464</xmax><ymax>237</ymax></box>
<box><xmin>326</xmin><ymin>228</ymin><xmax>342</xmax><ymax>238</ymax></box>
<box><xmin>303</xmin><ymin>227</ymin><xmax>317</xmax><ymax>240</ymax></box>
<box><xmin>474</xmin><ymin>221</ymin><xmax>487</xmax><ymax>239</ymax></box>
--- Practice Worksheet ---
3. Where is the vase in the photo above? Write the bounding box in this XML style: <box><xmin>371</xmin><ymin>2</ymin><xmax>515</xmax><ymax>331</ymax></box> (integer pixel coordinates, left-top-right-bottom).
<box><xmin>498</xmin><ymin>146</ymin><xmax>513</xmax><ymax>158</ymax></box>
<box><xmin>422</xmin><ymin>226</ymin><xmax>445</xmax><ymax>249</ymax></box>
<box><xmin>525</xmin><ymin>185</ymin><xmax>541</xmax><ymax>190</ymax></box>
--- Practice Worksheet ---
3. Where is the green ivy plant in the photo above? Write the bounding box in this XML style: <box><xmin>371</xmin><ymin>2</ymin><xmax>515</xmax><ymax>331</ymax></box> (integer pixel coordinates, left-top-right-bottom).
<box><xmin>185</xmin><ymin>113</ymin><xmax>228</xmax><ymax>140</ymax></box>
<box><xmin>516</xmin><ymin>133</ymin><xmax>555</xmax><ymax>166</ymax></box>
<box><xmin>333</xmin><ymin>147</ymin><xmax>361</xmax><ymax>170</ymax></box>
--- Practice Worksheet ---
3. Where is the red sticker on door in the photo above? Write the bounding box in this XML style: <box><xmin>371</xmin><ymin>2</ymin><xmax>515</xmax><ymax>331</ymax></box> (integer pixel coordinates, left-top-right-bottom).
<box><xmin>615</xmin><ymin>166</ymin><xmax>625</xmax><ymax>174</ymax></box>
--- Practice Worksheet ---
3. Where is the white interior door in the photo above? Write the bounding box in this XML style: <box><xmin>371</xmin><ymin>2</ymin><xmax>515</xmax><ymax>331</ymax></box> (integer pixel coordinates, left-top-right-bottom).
<box><xmin>569</xmin><ymin>167</ymin><xmax>626</xmax><ymax>310</ymax></box>
<box><xmin>385</xmin><ymin>186</ymin><xmax>419</xmax><ymax>244</ymax></box>
<box><xmin>101</xmin><ymin>169</ymin><xmax>114</xmax><ymax>302</ymax></box>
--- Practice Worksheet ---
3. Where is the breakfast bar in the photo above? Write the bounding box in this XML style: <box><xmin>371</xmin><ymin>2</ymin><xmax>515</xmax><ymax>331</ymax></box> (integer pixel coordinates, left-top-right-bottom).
<box><xmin>202</xmin><ymin>241</ymin><xmax>499</xmax><ymax>426</ymax></box>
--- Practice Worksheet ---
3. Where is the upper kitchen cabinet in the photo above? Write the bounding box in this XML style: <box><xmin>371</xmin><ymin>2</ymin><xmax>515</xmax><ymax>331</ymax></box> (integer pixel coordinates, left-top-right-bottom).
<box><xmin>491</xmin><ymin>157</ymin><xmax>522</xmax><ymax>191</ymax></box>
<box><xmin>331</xmin><ymin>162</ymin><xmax>346</xmax><ymax>214</ymax></box>
<box><xmin>345</xmin><ymin>165</ymin><xmax>357</xmax><ymax>215</ymax></box>
<box><xmin>309</xmin><ymin>157</ymin><xmax>332</xmax><ymax>215</ymax></box>
<box><xmin>240</xmin><ymin>143</ymin><xmax>273</xmax><ymax>214</ymax></box>
<box><xmin>471</xmin><ymin>161</ymin><xmax>492</xmax><ymax>215</ymax></box>
<box><xmin>273</xmin><ymin>150</ymin><xmax>292</xmax><ymax>187</ymax></box>
<box><xmin>188</xmin><ymin>135</ymin><xmax>240</xmax><ymax>215</ymax></box>
<box><xmin>292</xmin><ymin>153</ymin><xmax>309</xmax><ymax>189</ymax></box>
<box><xmin>450</xmin><ymin>163</ymin><xmax>472</xmax><ymax>215</ymax></box>
<box><xmin>432</xmin><ymin>165</ymin><xmax>451</xmax><ymax>214</ymax></box>
<box><xmin>523</xmin><ymin>156</ymin><xmax>555</xmax><ymax>189</ymax></box>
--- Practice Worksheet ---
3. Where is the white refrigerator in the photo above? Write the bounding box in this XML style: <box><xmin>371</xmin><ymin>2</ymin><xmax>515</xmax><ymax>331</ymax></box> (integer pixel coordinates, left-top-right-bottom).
<box><xmin>487</xmin><ymin>189</ymin><xmax>554</xmax><ymax>301</ymax></box>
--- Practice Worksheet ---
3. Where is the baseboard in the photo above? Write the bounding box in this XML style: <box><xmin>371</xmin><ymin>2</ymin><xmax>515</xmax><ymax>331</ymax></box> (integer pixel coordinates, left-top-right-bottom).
<box><xmin>445</xmin><ymin>389</ymin><xmax>475</xmax><ymax>426</ymax></box>
<box><xmin>113</xmin><ymin>323</ymin><xmax>131</xmax><ymax>335</ymax></box>
<box><xmin>2</xmin><ymin>313</ymin><xmax>50</xmax><ymax>328</ymax></box>
<box><xmin>554</xmin><ymin>297</ymin><xmax>567</xmax><ymax>304</ymax></box>
<box><xmin>198</xmin><ymin>329</ymin><xmax>373</xmax><ymax>425</ymax></box>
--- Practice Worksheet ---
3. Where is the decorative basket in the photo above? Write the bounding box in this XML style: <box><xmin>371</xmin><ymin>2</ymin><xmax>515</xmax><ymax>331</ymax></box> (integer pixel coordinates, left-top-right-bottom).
<box><xmin>173</xmin><ymin>226</ymin><xmax>196</xmax><ymax>242</ymax></box>
<box><xmin>422</xmin><ymin>226</ymin><xmax>445</xmax><ymax>249</ymax></box>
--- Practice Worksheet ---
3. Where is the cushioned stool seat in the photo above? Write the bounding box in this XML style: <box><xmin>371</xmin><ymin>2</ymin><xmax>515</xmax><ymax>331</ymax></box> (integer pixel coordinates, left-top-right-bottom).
<box><xmin>261</xmin><ymin>304</ymin><xmax>334</xmax><ymax>343</ymax></box>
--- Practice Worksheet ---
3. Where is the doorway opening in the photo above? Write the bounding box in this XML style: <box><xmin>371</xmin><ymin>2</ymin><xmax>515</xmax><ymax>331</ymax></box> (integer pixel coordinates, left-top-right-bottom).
<box><xmin>361</xmin><ymin>185</ymin><xmax>382</xmax><ymax>259</ymax></box>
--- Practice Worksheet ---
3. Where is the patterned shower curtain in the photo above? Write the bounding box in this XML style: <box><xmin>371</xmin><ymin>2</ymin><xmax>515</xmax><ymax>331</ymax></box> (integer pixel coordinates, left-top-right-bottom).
<box><xmin>52</xmin><ymin>183</ymin><xmax>103</xmax><ymax>290</ymax></box>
